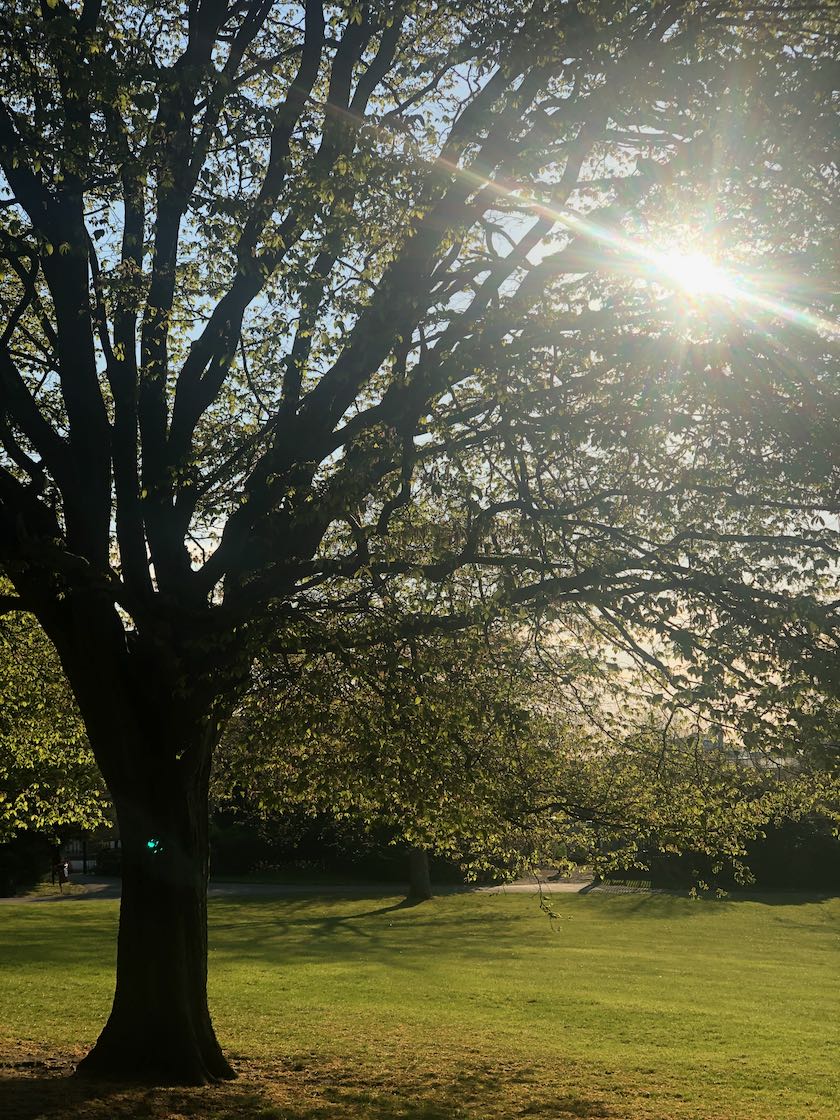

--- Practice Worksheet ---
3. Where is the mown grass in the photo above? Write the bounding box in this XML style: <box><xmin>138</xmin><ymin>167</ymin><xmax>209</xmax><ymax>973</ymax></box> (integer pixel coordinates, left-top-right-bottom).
<box><xmin>1</xmin><ymin>890</ymin><xmax>838</xmax><ymax>1119</ymax></box>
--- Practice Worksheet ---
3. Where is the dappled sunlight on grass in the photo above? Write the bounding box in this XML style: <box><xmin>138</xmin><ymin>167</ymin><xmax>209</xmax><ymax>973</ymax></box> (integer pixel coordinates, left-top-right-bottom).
<box><xmin>1</xmin><ymin>892</ymin><xmax>838</xmax><ymax>1118</ymax></box>
<box><xmin>1</xmin><ymin>1045</ymin><xmax>617</xmax><ymax>1120</ymax></box>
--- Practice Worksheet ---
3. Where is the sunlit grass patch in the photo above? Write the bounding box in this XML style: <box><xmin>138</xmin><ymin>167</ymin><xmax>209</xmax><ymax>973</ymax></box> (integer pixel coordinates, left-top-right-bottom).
<box><xmin>1</xmin><ymin>891</ymin><xmax>838</xmax><ymax>1119</ymax></box>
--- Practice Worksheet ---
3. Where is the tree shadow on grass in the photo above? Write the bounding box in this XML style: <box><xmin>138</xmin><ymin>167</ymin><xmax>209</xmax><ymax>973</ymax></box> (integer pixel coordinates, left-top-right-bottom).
<box><xmin>208</xmin><ymin>895</ymin><xmax>462</xmax><ymax>966</ymax></box>
<box><xmin>711</xmin><ymin>888</ymin><xmax>839</xmax><ymax>906</ymax></box>
<box><xmin>596</xmin><ymin>887</ymin><xmax>839</xmax><ymax>915</ymax></box>
<box><xmin>1</xmin><ymin>1065</ymin><xmax>119</xmax><ymax>1120</ymax></box>
<box><xmin>302</xmin><ymin>894</ymin><xmax>429</xmax><ymax>935</ymax></box>
<box><xmin>0</xmin><ymin>1057</ymin><xmax>614</xmax><ymax>1120</ymax></box>
<box><xmin>233</xmin><ymin>895</ymin><xmax>429</xmax><ymax>953</ymax></box>
<box><xmin>314</xmin><ymin>894</ymin><xmax>428</xmax><ymax>922</ymax></box>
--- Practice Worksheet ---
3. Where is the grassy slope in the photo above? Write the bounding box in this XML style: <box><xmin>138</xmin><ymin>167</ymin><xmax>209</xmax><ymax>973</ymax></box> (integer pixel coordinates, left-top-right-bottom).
<box><xmin>0</xmin><ymin>891</ymin><xmax>837</xmax><ymax>1119</ymax></box>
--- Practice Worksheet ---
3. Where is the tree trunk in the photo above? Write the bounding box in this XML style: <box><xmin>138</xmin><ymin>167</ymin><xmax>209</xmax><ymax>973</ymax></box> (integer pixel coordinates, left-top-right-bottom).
<box><xmin>23</xmin><ymin>586</ymin><xmax>245</xmax><ymax>1085</ymax></box>
<box><xmin>407</xmin><ymin>846</ymin><xmax>433</xmax><ymax>901</ymax></box>
<box><xmin>75</xmin><ymin>756</ymin><xmax>235</xmax><ymax>1085</ymax></box>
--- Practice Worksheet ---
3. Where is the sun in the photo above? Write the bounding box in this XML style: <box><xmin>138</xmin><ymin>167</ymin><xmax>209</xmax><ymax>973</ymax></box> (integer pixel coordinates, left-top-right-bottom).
<box><xmin>641</xmin><ymin>243</ymin><xmax>836</xmax><ymax>336</ymax></box>
<box><xmin>535</xmin><ymin>201</ymin><xmax>836</xmax><ymax>337</ymax></box>
<box><xmin>658</xmin><ymin>248</ymin><xmax>725</xmax><ymax>295</ymax></box>
<box><xmin>653</xmin><ymin>248</ymin><xmax>735</xmax><ymax>300</ymax></box>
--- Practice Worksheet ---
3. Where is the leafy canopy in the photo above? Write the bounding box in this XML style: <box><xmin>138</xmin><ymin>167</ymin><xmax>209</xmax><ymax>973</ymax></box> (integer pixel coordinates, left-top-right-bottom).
<box><xmin>0</xmin><ymin>0</ymin><xmax>836</xmax><ymax>746</ymax></box>
<box><xmin>0</xmin><ymin>587</ymin><xmax>108</xmax><ymax>841</ymax></box>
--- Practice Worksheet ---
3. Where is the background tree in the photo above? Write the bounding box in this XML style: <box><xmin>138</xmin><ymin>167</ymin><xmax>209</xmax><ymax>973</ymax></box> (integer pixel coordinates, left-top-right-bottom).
<box><xmin>215</xmin><ymin>621</ymin><xmax>576</xmax><ymax>899</ymax></box>
<box><xmin>0</xmin><ymin>0</ymin><xmax>837</xmax><ymax>1084</ymax></box>
<box><xmin>0</xmin><ymin>587</ymin><xmax>107</xmax><ymax>845</ymax></box>
<box><xmin>215</xmin><ymin>607</ymin><xmax>833</xmax><ymax>903</ymax></box>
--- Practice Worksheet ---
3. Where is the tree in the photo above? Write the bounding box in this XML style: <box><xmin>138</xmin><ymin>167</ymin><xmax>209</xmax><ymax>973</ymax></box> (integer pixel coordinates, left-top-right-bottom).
<box><xmin>214</xmin><ymin>620</ymin><xmax>573</xmax><ymax>896</ymax></box>
<box><xmin>0</xmin><ymin>585</ymin><xmax>107</xmax><ymax>843</ymax></box>
<box><xmin>217</xmin><ymin>613</ymin><xmax>832</xmax><ymax>901</ymax></box>
<box><xmin>0</xmin><ymin>0</ymin><xmax>836</xmax><ymax>1084</ymax></box>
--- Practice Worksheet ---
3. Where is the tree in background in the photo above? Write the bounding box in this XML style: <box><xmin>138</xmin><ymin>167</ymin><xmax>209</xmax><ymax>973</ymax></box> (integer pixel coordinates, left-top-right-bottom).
<box><xmin>215</xmin><ymin>621</ymin><xmax>570</xmax><ymax>898</ymax></box>
<box><xmin>0</xmin><ymin>587</ymin><xmax>107</xmax><ymax>845</ymax></box>
<box><xmin>0</xmin><ymin>0</ymin><xmax>837</xmax><ymax>1082</ymax></box>
<box><xmin>216</xmin><ymin>611</ymin><xmax>828</xmax><ymax>901</ymax></box>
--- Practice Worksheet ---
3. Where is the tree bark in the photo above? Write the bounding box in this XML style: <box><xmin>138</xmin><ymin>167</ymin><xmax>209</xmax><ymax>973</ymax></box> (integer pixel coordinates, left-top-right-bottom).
<box><xmin>407</xmin><ymin>846</ymin><xmax>433</xmax><ymax>901</ymax></box>
<box><xmin>28</xmin><ymin>591</ymin><xmax>241</xmax><ymax>1085</ymax></box>
<box><xmin>23</xmin><ymin>589</ymin><xmax>241</xmax><ymax>1085</ymax></box>
<box><xmin>74</xmin><ymin>743</ymin><xmax>235</xmax><ymax>1085</ymax></box>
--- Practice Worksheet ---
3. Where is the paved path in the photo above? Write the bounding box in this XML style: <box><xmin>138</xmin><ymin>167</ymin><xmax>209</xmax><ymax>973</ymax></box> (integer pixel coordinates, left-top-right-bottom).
<box><xmin>0</xmin><ymin>875</ymin><xmax>592</xmax><ymax>903</ymax></box>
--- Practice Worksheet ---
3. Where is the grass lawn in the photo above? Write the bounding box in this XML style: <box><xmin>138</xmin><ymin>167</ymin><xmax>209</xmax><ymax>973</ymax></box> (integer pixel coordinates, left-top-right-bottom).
<box><xmin>0</xmin><ymin>890</ymin><xmax>838</xmax><ymax>1119</ymax></box>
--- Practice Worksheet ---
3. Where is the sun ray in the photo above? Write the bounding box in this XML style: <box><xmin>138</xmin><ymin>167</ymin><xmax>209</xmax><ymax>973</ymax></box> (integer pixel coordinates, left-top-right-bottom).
<box><xmin>454</xmin><ymin>154</ymin><xmax>839</xmax><ymax>338</ymax></box>
<box><xmin>319</xmin><ymin>97</ymin><xmax>838</xmax><ymax>339</ymax></box>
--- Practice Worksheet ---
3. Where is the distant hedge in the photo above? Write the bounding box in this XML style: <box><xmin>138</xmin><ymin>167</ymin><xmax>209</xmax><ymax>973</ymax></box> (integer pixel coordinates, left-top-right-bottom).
<box><xmin>632</xmin><ymin>815</ymin><xmax>840</xmax><ymax>892</ymax></box>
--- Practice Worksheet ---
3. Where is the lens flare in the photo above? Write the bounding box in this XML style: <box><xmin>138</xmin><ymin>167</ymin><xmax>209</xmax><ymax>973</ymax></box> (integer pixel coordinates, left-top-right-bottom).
<box><xmin>654</xmin><ymin>250</ymin><xmax>732</xmax><ymax>298</ymax></box>
<box><xmin>317</xmin><ymin>96</ymin><xmax>838</xmax><ymax>339</ymax></box>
